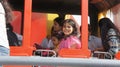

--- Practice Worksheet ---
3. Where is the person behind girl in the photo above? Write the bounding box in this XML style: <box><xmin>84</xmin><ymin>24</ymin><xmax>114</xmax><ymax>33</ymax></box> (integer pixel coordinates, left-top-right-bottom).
<box><xmin>51</xmin><ymin>33</ymin><xmax>63</xmax><ymax>53</ymax></box>
<box><xmin>59</xmin><ymin>19</ymin><xmax>81</xmax><ymax>50</ymax></box>
<box><xmin>51</xmin><ymin>17</ymin><xmax>64</xmax><ymax>36</ymax></box>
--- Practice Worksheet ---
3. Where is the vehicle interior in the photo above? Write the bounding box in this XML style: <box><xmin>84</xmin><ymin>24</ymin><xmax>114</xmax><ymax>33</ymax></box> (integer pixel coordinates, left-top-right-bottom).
<box><xmin>8</xmin><ymin>0</ymin><xmax>120</xmax><ymax>35</ymax></box>
<box><xmin>7</xmin><ymin>0</ymin><xmax>120</xmax><ymax>58</ymax></box>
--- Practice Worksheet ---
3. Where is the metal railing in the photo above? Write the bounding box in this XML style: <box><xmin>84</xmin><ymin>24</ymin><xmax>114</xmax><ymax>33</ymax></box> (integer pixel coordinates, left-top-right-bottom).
<box><xmin>33</xmin><ymin>49</ymin><xmax>57</xmax><ymax>57</ymax></box>
<box><xmin>0</xmin><ymin>56</ymin><xmax>120</xmax><ymax>67</ymax></box>
<box><xmin>33</xmin><ymin>49</ymin><xmax>57</xmax><ymax>67</ymax></box>
<box><xmin>92</xmin><ymin>51</ymin><xmax>113</xmax><ymax>59</ymax></box>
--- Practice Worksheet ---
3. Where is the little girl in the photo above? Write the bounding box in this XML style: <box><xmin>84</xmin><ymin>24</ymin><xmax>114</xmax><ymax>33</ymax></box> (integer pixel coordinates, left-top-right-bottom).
<box><xmin>59</xmin><ymin>19</ymin><xmax>81</xmax><ymax>50</ymax></box>
<box><xmin>51</xmin><ymin>33</ymin><xmax>63</xmax><ymax>53</ymax></box>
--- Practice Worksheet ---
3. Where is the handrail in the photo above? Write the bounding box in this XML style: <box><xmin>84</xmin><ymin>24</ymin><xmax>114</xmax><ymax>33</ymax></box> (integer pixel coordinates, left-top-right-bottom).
<box><xmin>0</xmin><ymin>56</ymin><xmax>120</xmax><ymax>67</ymax></box>
<box><xmin>33</xmin><ymin>49</ymin><xmax>57</xmax><ymax>57</ymax></box>
<box><xmin>92</xmin><ymin>51</ymin><xmax>113</xmax><ymax>59</ymax></box>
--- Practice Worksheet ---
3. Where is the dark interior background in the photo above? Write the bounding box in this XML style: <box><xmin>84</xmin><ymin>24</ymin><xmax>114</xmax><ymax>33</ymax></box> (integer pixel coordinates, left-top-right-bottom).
<box><xmin>8</xmin><ymin>0</ymin><xmax>120</xmax><ymax>36</ymax></box>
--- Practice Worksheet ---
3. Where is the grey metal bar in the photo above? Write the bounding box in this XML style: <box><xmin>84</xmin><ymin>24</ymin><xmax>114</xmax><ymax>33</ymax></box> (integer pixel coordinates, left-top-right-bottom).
<box><xmin>92</xmin><ymin>51</ymin><xmax>113</xmax><ymax>59</ymax></box>
<box><xmin>0</xmin><ymin>56</ymin><xmax>120</xmax><ymax>67</ymax></box>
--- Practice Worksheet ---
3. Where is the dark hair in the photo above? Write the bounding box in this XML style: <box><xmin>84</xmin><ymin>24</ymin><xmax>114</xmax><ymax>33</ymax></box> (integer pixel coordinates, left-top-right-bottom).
<box><xmin>6</xmin><ymin>23</ymin><xmax>19</xmax><ymax>46</ymax></box>
<box><xmin>6</xmin><ymin>23</ymin><xmax>13</xmax><ymax>31</ymax></box>
<box><xmin>1</xmin><ymin>0</ymin><xmax>13</xmax><ymax>23</ymax></box>
<box><xmin>99</xmin><ymin>18</ymin><xmax>120</xmax><ymax>51</ymax></box>
<box><xmin>52</xmin><ymin>33</ymin><xmax>63</xmax><ymax>41</ymax></box>
<box><xmin>88</xmin><ymin>24</ymin><xmax>92</xmax><ymax>32</ymax></box>
<box><xmin>51</xmin><ymin>17</ymin><xmax>64</xmax><ymax>35</ymax></box>
<box><xmin>63</xmin><ymin>19</ymin><xmax>78</xmax><ymax>36</ymax></box>
<box><xmin>54</xmin><ymin>17</ymin><xmax>64</xmax><ymax>26</ymax></box>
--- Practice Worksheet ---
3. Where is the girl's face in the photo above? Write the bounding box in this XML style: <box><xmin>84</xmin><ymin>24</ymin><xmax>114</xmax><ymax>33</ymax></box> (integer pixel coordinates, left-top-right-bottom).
<box><xmin>53</xmin><ymin>21</ymin><xmax>61</xmax><ymax>31</ymax></box>
<box><xmin>51</xmin><ymin>36</ymin><xmax>59</xmax><ymax>46</ymax></box>
<box><xmin>63</xmin><ymin>23</ymin><xmax>73</xmax><ymax>36</ymax></box>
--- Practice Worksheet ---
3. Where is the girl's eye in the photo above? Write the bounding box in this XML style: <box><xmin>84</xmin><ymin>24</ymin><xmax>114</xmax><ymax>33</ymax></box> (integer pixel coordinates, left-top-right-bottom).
<box><xmin>67</xmin><ymin>26</ymin><xmax>71</xmax><ymax>28</ymax></box>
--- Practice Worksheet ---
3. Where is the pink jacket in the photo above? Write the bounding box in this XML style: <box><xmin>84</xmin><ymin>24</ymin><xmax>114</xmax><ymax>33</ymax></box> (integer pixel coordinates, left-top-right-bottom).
<box><xmin>59</xmin><ymin>36</ymin><xmax>81</xmax><ymax>50</ymax></box>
